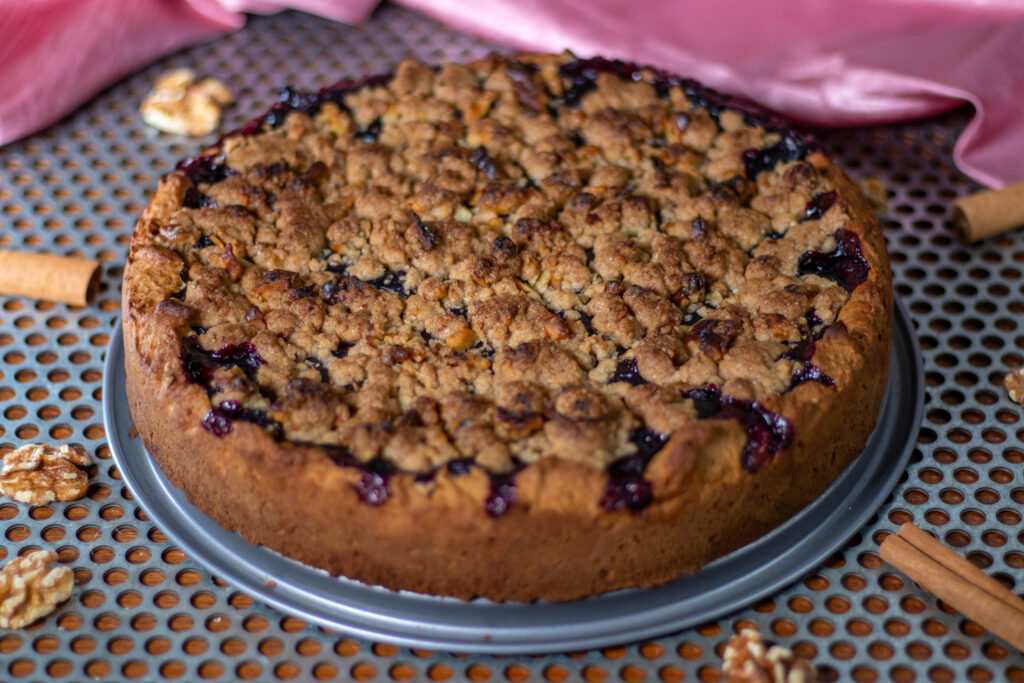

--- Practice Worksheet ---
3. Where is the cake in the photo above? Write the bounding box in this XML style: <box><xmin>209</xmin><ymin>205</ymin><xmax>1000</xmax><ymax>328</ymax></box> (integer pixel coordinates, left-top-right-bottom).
<box><xmin>122</xmin><ymin>53</ymin><xmax>892</xmax><ymax>602</ymax></box>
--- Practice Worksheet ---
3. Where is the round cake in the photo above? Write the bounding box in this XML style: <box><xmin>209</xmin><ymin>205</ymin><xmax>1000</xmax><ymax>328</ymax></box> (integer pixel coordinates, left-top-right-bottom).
<box><xmin>122</xmin><ymin>53</ymin><xmax>892</xmax><ymax>602</ymax></box>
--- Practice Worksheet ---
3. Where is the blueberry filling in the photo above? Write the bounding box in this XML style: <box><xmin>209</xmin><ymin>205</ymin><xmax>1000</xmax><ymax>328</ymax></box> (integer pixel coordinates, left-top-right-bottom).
<box><xmin>356</xmin><ymin>117</ymin><xmax>382</xmax><ymax>143</ymax></box>
<box><xmin>355</xmin><ymin>457</ymin><xmax>396</xmax><ymax>506</ymax></box>
<box><xmin>202</xmin><ymin>400</ymin><xmax>282</xmax><ymax>439</ymax></box>
<box><xmin>325</xmin><ymin>262</ymin><xmax>349</xmax><ymax>275</ymax></box>
<box><xmin>684</xmin><ymin>386</ymin><xmax>723</xmax><ymax>419</ymax></box>
<box><xmin>797</xmin><ymin>229</ymin><xmax>870</xmax><ymax>292</ymax></box>
<box><xmin>599</xmin><ymin>427</ymin><xmax>668</xmax><ymax>512</ymax></box>
<box><xmin>343</xmin><ymin>455</ymin><xmax>479</xmax><ymax>499</ymax></box>
<box><xmin>802</xmin><ymin>190</ymin><xmax>838</xmax><ymax>222</ymax></box>
<box><xmin>679</xmin><ymin>78</ymin><xmax>745</xmax><ymax>122</ymax></box>
<box><xmin>446</xmin><ymin>458</ymin><xmax>475</xmax><ymax>477</ymax></box>
<box><xmin>177</xmin><ymin>154</ymin><xmax>236</xmax><ymax>185</ymax></box>
<box><xmin>600</xmin><ymin>476</ymin><xmax>651</xmax><ymax>512</ymax></box>
<box><xmin>742</xmin><ymin>136</ymin><xmax>810</xmax><ymax>179</ymax></box>
<box><xmin>576</xmin><ymin>309</ymin><xmax>595</xmax><ymax>335</ymax></box>
<box><xmin>558</xmin><ymin>57</ymin><xmax>806</xmax><ymax>145</ymax></box>
<box><xmin>472</xmin><ymin>342</ymin><xmax>495</xmax><ymax>360</ymax></box>
<box><xmin>778</xmin><ymin>337</ymin><xmax>834</xmax><ymax>391</ymax></box>
<box><xmin>346</xmin><ymin>456</ymin><xmax>480</xmax><ymax>499</ymax></box>
<box><xmin>736</xmin><ymin>406</ymin><xmax>793</xmax><ymax>472</ymax></box>
<box><xmin>304</xmin><ymin>357</ymin><xmax>330</xmax><ymax>382</ymax></box>
<box><xmin>245</xmin><ymin>73</ymin><xmax>394</xmax><ymax>133</ymax></box>
<box><xmin>293</xmin><ymin>444</ymin><xmax>421</xmax><ymax>507</ymax></box>
<box><xmin>182</xmin><ymin>338</ymin><xmax>265</xmax><ymax>385</ymax></box>
<box><xmin>195</xmin><ymin>234</ymin><xmax>215</xmax><ymax>249</ymax></box>
<box><xmin>469</xmin><ymin>146</ymin><xmax>500</xmax><ymax>180</ymax></box>
<box><xmin>320</xmin><ymin>280</ymin><xmax>341</xmax><ymax>303</ymax></box>
<box><xmin>690</xmin><ymin>215</ymin><xmax>708</xmax><ymax>237</ymax></box>
<box><xmin>778</xmin><ymin>337</ymin><xmax>815</xmax><ymax>364</ymax></box>
<box><xmin>789</xmin><ymin>364</ymin><xmax>834</xmax><ymax>389</ymax></box>
<box><xmin>609</xmin><ymin>358</ymin><xmax>646</xmax><ymax>386</ymax></box>
<box><xmin>559</xmin><ymin>57</ymin><xmax>639</xmax><ymax>106</ymax></box>
<box><xmin>682</xmin><ymin>385</ymin><xmax>792</xmax><ymax>472</ymax></box>
<box><xmin>367</xmin><ymin>270</ymin><xmax>408</xmax><ymax>296</ymax></box>
<box><xmin>682</xmin><ymin>311</ymin><xmax>703</xmax><ymax>326</ymax></box>
<box><xmin>200</xmin><ymin>408</ymin><xmax>232</xmax><ymax>437</ymax></box>
<box><xmin>322</xmin><ymin>271</ymin><xmax>407</xmax><ymax>301</ymax></box>
<box><xmin>171</xmin><ymin>266</ymin><xmax>189</xmax><ymax>301</ymax></box>
<box><xmin>485</xmin><ymin>473</ymin><xmax>518</xmax><ymax>518</ymax></box>
<box><xmin>265</xmin><ymin>86</ymin><xmax>323</xmax><ymax>126</ymax></box>
<box><xmin>183</xmin><ymin>187</ymin><xmax>216</xmax><ymax>209</ymax></box>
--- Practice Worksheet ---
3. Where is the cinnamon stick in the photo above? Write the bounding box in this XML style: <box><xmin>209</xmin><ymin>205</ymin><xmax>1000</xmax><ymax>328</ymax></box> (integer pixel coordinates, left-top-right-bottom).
<box><xmin>880</xmin><ymin>523</ymin><xmax>1024</xmax><ymax>651</ymax></box>
<box><xmin>952</xmin><ymin>180</ymin><xmax>1024</xmax><ymax>242</ymax></box>
<box><xmin>0</xmin><ymin>251</ymin><xmax>101</xmax><ymax>306</ymax></box>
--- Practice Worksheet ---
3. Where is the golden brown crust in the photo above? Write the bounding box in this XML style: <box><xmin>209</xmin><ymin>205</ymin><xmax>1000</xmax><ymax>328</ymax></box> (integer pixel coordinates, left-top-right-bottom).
<box><xmin>122</xmin><ymin>53</ymin><xmax>892</xmax><ymax>602</ymax></box>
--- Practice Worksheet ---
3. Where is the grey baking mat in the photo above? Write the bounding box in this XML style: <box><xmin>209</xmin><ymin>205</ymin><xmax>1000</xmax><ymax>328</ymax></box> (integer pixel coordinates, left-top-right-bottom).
<box><xmin>0</xmin><ymin>5</ymin><xmax>1022</xmax><ymax>681</ymax></box>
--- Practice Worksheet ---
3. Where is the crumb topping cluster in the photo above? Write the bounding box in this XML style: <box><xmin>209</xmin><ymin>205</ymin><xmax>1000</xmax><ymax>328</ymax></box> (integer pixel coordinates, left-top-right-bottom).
<box><xmin>136</xmin><ymin>54</ymin><xmax>869</xmax><ymax>512</ymax></box>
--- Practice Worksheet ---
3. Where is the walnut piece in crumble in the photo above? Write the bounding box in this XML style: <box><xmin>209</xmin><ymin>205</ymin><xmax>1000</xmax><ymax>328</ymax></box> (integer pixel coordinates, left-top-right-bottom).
<box><xmin>0</xmin><ymin>550</ymin><xmax>73</xmax><ymax>629</ymax></box>
<box><xmin>722</xmin><ymin>628</ymin><xmax>816</xmax><ymax>683</ymax></box>
<box><xmin>0</xmin><ymin>444</ymin><xmax>93</xmax><ymax>505</ymax></box>
<box><xmin>1005</xmin><ymin>368</ymin><xmax>1024</xmax><ymax>405</ymax></box>
<box><xmin>140</xmin><ymin>68</ymin><xmax>233</xmax><ymax>136</ymax></box>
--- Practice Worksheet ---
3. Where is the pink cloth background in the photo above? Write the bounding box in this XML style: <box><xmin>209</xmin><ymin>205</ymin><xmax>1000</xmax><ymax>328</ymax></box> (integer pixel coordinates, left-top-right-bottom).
<box><xmin>2</xmin><ymin>0</ymin><xmax>1022</xmax><ymax>187</ymax></box>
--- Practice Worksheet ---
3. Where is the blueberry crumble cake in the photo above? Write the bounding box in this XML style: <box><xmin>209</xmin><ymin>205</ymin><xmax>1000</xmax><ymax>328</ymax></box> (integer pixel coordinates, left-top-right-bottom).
<box><xmin>122</xmin><ymin>53</ymin><xmax>892</xmax><ymax>601</ymax></box>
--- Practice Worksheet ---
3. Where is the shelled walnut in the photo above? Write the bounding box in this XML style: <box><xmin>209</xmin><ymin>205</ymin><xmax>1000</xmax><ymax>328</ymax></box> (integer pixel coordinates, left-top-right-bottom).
<box><xmin>0</xmin><ymin>444</ymin><xmax>93</xmax><ymax>505</ymax></box>
<box><xmin>0</xmin><ymin>550</ymin><xmax>74</xmax><ymax>628</ymax></box>
<box><xmin>1004</xmin><ymin>368</ymin><xmax>1024</xmax><ymax>405</ymax></box>
<box><xmin>140</xmin><ymin>68</ymin><xmax>233</xmax><ymax>136</ymax></box>
<box><xmin>722</xmin><ymin>628</ymin><xmax>816</xmax><ymax>683</ymax></box>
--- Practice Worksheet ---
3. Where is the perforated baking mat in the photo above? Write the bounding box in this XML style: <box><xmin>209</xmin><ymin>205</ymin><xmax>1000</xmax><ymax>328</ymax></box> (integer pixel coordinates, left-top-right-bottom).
<box><xmin>101</xmin><ymin>306</ymin><xmax>922</xmax><ymax>654</ymax></box>
<box><xmin>0</xmin><ymin>4</ymin><xmax>1022</xmax><ymax>681</ymax></box>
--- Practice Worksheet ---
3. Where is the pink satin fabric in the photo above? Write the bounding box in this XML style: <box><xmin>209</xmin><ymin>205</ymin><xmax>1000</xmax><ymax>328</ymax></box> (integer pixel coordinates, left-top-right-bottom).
<box><xmin>1</xmin><ymin>0</ymin><xmax>1022</xmax><ymax>188</ymax></box>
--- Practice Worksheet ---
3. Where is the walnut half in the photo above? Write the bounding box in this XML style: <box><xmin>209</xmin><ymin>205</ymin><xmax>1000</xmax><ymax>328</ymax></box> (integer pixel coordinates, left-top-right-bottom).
<box><xmin>0</xmin><ymin>550</ymin><xmax>73</xmax><ymax>628</ymax></box>
<box><xmin>722</xmin><ymin>628</ymin><xmax>816</xmax><ymax>683</ymax></box>
<box><xmin>140</xmin><ymin>68</ymin><xmax>233</xmax><ymax>136</ymax></box>
<box><xmin>0</xmin><ymin>444</ymin><xmax>93</xmax><ymax>505</ymax></box>
<box><xmin>1005</xmin><ymin>368</ymin><xmax>1024</xmax><ymax>405</ymax></box>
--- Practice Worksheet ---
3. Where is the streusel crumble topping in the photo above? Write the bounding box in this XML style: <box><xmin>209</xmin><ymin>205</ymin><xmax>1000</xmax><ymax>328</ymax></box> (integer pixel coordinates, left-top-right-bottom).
<box><xmin>136</xmin><ymin>54</ymin><xmax>869</xmax><ymax>514</ymax></box>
